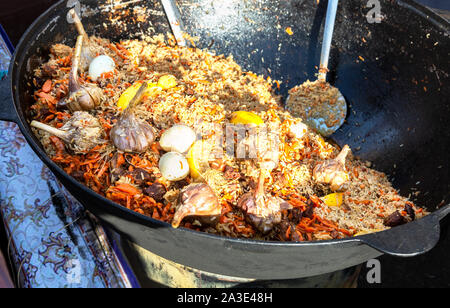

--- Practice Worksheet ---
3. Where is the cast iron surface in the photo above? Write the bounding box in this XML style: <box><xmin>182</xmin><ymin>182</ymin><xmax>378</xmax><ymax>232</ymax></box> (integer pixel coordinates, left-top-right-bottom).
<box><xmin>0</xmin><ymin>0</ymin><xmax>449</xmax><ymax>279</ymax></box>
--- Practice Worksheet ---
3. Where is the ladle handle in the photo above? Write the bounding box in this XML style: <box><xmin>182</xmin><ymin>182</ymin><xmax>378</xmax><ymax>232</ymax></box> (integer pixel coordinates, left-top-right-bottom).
<box><xmin>318</xmin><ymin>0</ymin><xmax>339</xmax><ymax>82</ymax></box>
<box><xmin>160</xmin><ymin>0</ymin><xmax>187</xmax><ymax>47</ymax></box>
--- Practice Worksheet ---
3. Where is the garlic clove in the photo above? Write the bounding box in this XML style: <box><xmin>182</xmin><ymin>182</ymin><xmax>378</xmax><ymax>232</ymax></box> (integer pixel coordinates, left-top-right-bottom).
<box><xmin>159</xmin><ymin>152</ymin><xmax>190</xmax><ymax>181</ymax></box>
<box><xmin>159</xmin><ymin>124</ymin><xmax>196</xmax><ymax>154</ymax></box>
<box><xmin>110</xmin><ymin>113</ymin><xmax>155</xmax><ymax>153</ymax></box>
<box><xmin>88</xmin><ymin>55</ymin><xmax>115</xmax><ymax>82</ymax></box>
<box><xmin>288</xmin><ymin>122</ymin><xmax>308</xmax><ymax>139</ymax></box>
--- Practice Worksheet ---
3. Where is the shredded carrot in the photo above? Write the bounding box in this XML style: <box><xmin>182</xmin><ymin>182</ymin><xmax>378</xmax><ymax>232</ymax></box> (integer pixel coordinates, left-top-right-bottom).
<box><xmin>42</xmin><ymin>80</ymin><xmax>52</xmax><ymax>93</ymax></box>
<box><xmin>116</xmin><ymin>153</ymin><xmax>125</xmax><ymax>168</ymax></box>
<box><xmin>49</xmin><ymin>136</ymin><xmax>65</xmax><ymax>156</ymax></box>
<box><xmin>114</xmin><ymin>183</ymin><xmax>141</xmax><ymax>195</ymax></box>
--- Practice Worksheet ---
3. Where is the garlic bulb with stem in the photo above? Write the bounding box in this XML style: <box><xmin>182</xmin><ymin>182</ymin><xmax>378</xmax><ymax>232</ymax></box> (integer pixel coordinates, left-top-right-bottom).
<box><xmin>58</xmin><ymin>35</ymin><xmax>103</xmax><ymax>112</ymax></box>
<box><xmin>313</xmin><ymin>144</ymin><xmax>351</xmax><ymax>191</ymax></box>
<box><xmin>30</xmin><ymin>111</ymin><xmax>104</xmax><ymax>154</ymax></box>
<box><xmin>110</xmin><ymin>82</ymin><xmax>156</xmax><ymax>153</ymax></box>
<box><xmin>237</xmin><ymin>169</ymin><xmax>292</xmax><ymax>234</ymax></box>
<box><xmin>69</xmin><ymin>9</ymin><xmax>95</xmax><ymax>71</ymax></box>
<box><xmin>235</xmin><ymin>127</ymin><xmax>291</xmax><ymax>233</ymax></box>
<box><xmin>172</xmin><ymin>183</ymin><xmax>221</xmax><ymax>228</ymax></box>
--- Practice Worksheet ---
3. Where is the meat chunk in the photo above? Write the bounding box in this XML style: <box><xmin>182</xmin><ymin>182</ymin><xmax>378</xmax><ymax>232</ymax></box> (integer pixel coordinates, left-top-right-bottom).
<box><xmin>223</xmin><ymin>165</ymin><xmax>241</xmax><ymax>181</ymax></box>
<box><xmin>144</xmin><ymin>182</ymin><xmax>167</xmax><ymax>202</ymax></box>
<box><xmin>132</xmin><ymin>168</ymin><xmax>152</xmax><ymax>186</ymax></box>
<box><xmin>50</xmin><ymin>44</ymin><xmax>73</xmax><ymax>58</ymax></box>
<box><xmin>384</xmin><ymin>211</ymin><xmax>407</xmax><ymax>227</ymax></box>
<box><xmin>404</xmin><ymin>204</ymin><xmax>415</xmax><ymax>221</ymax></box>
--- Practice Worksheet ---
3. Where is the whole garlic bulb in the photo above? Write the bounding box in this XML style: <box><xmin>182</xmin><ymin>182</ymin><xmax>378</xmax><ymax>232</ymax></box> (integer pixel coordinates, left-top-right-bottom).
<box><xmin>30</xmin><ymin>111</ymin><xmax>104</xmax><ymax>154</ymax></box>
<box><xmin>110</xmin><ymin>83</ymin><xmax>156</xmax><ymax>153</ymax></box>
<box><xmin>159</xmin><ymin>152</ymin><xmax>190</xmax><ymax>181</ymax></box>
<box><xmin>159</xmin><ymin>125</ymin><xmax>196</xmax><ymax>153</ymax></box>
<box><xmin>60</xmin><ymin>35</ymin><xmax>103</xmax><ymax>112</ymax></box>
<box><xmin>171</xmin><ymin>183</ymin><xmax>221</xmax><ymax>228</ymax></box>
<box><xmin>89</xmin><ymin>55</ymin><xmax>115</xmax><ymax>82</ymax></box>
<box><xmin>237</xmin><ymin>171</ymin><xmax>291</xmax><ymax>233</ymax></box>
<box><xmin>313</xmin><ymin>145</ymin><xmax>351</xmax><ymax>191</ymax></box>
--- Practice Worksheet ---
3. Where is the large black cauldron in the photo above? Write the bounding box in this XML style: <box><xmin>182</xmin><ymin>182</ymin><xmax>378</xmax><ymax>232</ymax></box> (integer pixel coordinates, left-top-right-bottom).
<box><xmin>0</xmin><ymin>0</ymin><xmax>449</xmax><ymax>279</ymax></box>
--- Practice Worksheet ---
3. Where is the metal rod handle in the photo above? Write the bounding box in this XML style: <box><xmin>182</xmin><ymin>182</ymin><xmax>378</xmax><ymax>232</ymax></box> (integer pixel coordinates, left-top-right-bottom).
<box><xmin>318</xmin><ymin>0</ymin><xmax>339</xmax><ymax>82</ymax></box>
<box><xmin>160</xmin><ymin>0</ymin><xmax>187</xmax><ymax>47</ymax></box>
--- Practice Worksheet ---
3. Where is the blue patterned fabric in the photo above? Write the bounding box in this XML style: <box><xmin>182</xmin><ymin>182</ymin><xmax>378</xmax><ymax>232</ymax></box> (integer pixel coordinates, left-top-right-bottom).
<box><xmin>0</xmin><ymin>26</ymin><xmax>138</xmax><ymax>288</ymax></box>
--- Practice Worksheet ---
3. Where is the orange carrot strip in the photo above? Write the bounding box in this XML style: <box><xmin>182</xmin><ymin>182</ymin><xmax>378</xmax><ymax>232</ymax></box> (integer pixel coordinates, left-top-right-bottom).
<box><xmin>114</xmin><ymin>183</ymin><xmax>141</xmax><ymax>195</ymax></box>
<box><xmin>42</xmin><ymin>80</ymin><xmax>52</xmax><ymax>93</ymax></box>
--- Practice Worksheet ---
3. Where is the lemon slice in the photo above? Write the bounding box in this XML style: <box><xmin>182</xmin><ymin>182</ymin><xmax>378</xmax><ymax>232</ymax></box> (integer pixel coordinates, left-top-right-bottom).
<box><xmin>117</xmin><ymin>82</ymin><xmax>161</xmax><ymax>110</ymax></box>
<box><xmin>230</xmin><ymin>111</ymin><xmax>264</xmax><ymax>126</ymax></box>
<box><xmin>157</xmin><ymin>75</ymin><xmax>177</xmax><ymax>90</ymax></box>
<box><xmin>187</xmin><ymin>140</ymin><xmax>212</xmax><ymax>180</ymax></box>
<box><xmin>321</xmin><ymin>192</ymin><xmax>344</xmax><ymax>207</ymax></box>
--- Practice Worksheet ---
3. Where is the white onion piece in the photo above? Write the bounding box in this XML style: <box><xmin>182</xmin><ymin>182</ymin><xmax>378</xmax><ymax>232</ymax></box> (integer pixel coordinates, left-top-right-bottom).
<box><xmin>159</xmin><ymin>152</ymin><xmax>190</xmax><ymax>181</ymax></box>
<box><xmin>159</xmin><ymin>124</ymin><xmax>196</xmax><ymax>153</ymax></box>
<box><xmin>88</xmin><ymin>55</ymin><xmax>115</xmax><ymax>82</ymax></box>
<box><xmin>289</xmin><ymin>122</ymin><xmax>308</xmax><ymax>139</ymax></box>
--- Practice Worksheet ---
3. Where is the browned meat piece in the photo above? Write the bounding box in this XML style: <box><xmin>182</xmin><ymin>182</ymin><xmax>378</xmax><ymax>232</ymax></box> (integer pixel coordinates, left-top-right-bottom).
<box><xmin>384</xmin><ymin>211</ymin><xmax>407</xmax><ymax>227</ymax></box>
<box><xmin>50</xmin><ymin>44</ymin><xmax>72</xmax><ymax>58</ymax></box>
<box><xmin>42</xmin><ymin>63</ymin><xmax>58</xmax><ymax>77</ymax></box>
<box><xmin>109</xmin><ymin>153</ymin><xmax>127</xmax><ymax>183</ymax></box>
<box><xmin>404</xmin><ymin>204</ymin><xmax>415</xmax><ymax>221</ymax></box>
<box><xmin>223</xmin><ymin>165</ymin><xmax>242</xmax><ymax>181</ymax></box>
<box><xmin>290</xmin><ymin>207</ymin><xmax>303</xmax><ymax>224</ymax></box>
<box><xmin>144</xmin><ymin>182</ymin><xmax>167</xmax><ymax>203</ymax></box>
<box><xmin>278</xmin><ymin>221</ymin><xmax>302</xmax><ymax>242</ymax></box>
<box><xmin>71</xmin><ymin>170</ymin><xmax>85</xmax><ymax>181</ymax></box>
<box><xmin>132</xmin><ymin>168</ymin><xmax>152</xmax><ymax>186</ymax></box>
<box><xmin>303</xmin><ymin>199</ymin><xmax>315</xmax><ymax>218</ymax></box>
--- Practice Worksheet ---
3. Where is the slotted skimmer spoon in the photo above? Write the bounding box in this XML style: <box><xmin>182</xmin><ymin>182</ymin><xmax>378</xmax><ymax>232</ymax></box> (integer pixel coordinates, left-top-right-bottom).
<box><xmin>286</xmin><ymin>0</ymin><xmax>347</xmax><ymax>137</ymax></box>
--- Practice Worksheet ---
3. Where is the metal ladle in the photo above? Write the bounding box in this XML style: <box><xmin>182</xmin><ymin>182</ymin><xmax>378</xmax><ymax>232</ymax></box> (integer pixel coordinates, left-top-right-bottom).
<box><xmin>286</xmin><ymin>0</ymin><xmax>347</xmax><ymax>137</ymax></box>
